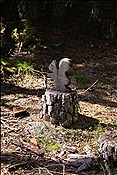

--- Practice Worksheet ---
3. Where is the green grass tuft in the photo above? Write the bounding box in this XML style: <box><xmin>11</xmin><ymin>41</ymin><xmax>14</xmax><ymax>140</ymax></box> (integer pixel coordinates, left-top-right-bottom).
<box><xmin>72</xmin><ymin>73</ymin><xmax>87</xmax><ymax>84</ymax></box>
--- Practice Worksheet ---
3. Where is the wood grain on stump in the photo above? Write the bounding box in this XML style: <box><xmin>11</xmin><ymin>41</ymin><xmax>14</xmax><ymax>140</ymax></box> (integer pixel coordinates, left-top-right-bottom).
<box><xmin>40</xmin><ymin>89</ymin><xmax>78</xmax><ymax>127</ymax></box>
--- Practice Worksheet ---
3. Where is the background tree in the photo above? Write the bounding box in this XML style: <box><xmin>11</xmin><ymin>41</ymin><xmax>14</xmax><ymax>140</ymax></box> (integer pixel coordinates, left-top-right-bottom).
<box><xmin>1</xmin><ymin>0</ymin><xmax>117</xmax><ymax>56</ymax></box>
<box><xmin>1</xmin><ymin>0</ymin><xmax>20</xmax><ymax>55</ymax></box>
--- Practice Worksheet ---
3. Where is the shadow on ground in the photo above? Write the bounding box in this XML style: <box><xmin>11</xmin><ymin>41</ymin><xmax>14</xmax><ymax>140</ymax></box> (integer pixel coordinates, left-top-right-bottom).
<box><xmin>1</xmin><ymin>81</ymin><xmax>45</xmax><ymax>97</ymax></box>
<box><xmin>1</xmin><ymin>150</ymin><xmax>101</xmax><ymax>175</ymax></box>
<box><xmin>1</xmin><ymin>152</ymin><xmax>78</xmax><ymax>175</ymax></box>
<box><xmin>1</xmin><ymin>80</ymin><xmax>117</xmax><ymax>108</ymax></box>
<box><xmin>79</xmin><ymin>94</ymin><xmax>117</xmax><ymax>108</ymax></box>
<box><xmin>70</xmin><ymin>113</ymin><xmax>99</xmax><ymax>130</ymax></box>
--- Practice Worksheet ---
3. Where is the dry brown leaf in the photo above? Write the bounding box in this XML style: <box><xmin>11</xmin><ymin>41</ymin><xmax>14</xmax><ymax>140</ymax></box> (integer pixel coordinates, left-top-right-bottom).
<box><xmin>30</xmin><ymin>138</ymin><xmax>38</xmax><ymax>145</ymax></box>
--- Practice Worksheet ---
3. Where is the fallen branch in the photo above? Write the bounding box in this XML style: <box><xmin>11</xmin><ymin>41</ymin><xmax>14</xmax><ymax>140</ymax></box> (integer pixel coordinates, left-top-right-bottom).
<box><xmin>67</xmin><ymin>154</ymin><xmax>98</xmax><ymax>159</ymax></box>
<box><xmin>66</xmin><ymin>154</ymin><xmax>98</xmax><ymax>173</ymax></box>
<box><xmin>8</xmin><ymin>161</ymin><xmax>28</xmax><ymax>171</ymax></box>
<box><xmin>15</xmin><ymin>138</ymin><xmax>45</xmax><ymax>157</ymax></box>
<box><xmin>76</xmin><ymin>158</ymin><xmax>92</xmax><ymax>173</ymax></box>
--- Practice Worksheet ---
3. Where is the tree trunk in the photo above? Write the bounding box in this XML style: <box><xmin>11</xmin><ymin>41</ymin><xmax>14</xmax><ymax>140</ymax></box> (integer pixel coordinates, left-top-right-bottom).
<box><xmin>40</xmin><ymin>89</ymin><xmax>78</xmax><ymax>128</ymax></box>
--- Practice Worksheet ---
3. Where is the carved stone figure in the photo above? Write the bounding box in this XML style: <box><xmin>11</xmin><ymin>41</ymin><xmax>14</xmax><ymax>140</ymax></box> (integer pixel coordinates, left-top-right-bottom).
<box><xmin>48</xmin><ymin>58</ymin><xmax>72</xmax><ymax>92</ymax></box>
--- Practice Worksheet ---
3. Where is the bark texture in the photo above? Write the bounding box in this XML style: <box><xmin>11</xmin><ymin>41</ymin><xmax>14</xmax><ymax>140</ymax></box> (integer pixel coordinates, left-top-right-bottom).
<box><xmin>40</xmin><ymin>89</ymin><xmax>78</xmax><ymax>127</ymax></box>
<box><xmin>98</xmin><ymin>130</ymin><xmax>117</xmax><ymax>164</ymax></box>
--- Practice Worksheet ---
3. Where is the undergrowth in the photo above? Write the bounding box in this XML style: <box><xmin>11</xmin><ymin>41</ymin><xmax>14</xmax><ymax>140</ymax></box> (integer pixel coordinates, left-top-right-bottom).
<box><xmin>1</xmin><ymin>56</ymin><xmax>34</xmax><ymax>77</ymax></box>
<box><xmin>1</xmin><ymin>21</ymin><xmax>44</xmax><ymax>77</ymax></box>
<box><xmin>37</xmin><ymin>136</ymin><xmax>60</xmax><ymax>152</ymax></box>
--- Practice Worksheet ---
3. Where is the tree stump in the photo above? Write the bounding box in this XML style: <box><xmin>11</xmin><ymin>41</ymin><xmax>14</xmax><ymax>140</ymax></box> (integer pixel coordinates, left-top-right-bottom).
<box><xmin>98</xmin><ymin>130</ymin><xmax>117</xmax><ymax>174</ymax></box>
<box><xmin>98</xmin><ymin>130</ymin><xmax>117</xmax><ymax>162</ymax></box>
<box><xmin>40</xmin><ymin>89</ymin><xmax>78</xmax><ymax>127</ymax></box>
<box><xmin>40</xmin><ymin>58</ymin><xmax>79</xmax><ymax>127</ymax></box>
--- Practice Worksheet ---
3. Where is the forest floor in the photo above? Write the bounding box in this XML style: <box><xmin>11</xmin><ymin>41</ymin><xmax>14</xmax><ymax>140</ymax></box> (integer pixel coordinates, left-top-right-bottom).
<box><xmin>1</xmin><ymin>25</ymin><xmax>117</xmax><ymax>175</ymax></box>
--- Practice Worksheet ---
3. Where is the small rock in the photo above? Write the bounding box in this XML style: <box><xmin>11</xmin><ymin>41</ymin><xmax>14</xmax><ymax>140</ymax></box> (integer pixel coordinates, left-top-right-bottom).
<box><xmin>26</xmin><ymin>121</ymin><xmax>47</xmax><ymax>135</ymax></box>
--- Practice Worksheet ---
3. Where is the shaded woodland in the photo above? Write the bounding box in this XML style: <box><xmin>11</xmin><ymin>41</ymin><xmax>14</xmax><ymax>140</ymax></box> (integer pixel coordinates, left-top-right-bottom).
<box><xmin>1</xmin><ymin>1</ymin><xmax>117</xmax><ymax>57</ymax></box>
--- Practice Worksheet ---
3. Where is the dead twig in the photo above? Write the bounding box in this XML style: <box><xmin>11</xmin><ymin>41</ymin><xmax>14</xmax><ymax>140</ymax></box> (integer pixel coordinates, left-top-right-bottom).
<box><xmin>33</xmin><ymin>69</ymin><xmax>48</xmax><ymax>76</ymax></box>
<box><xmin>25</xmin><ymin>167</ymin><xmax>54</xmax><ymax>175</ymax></box>
<box><xmin>1</xmin><ymin>119</ymin><xmax>27</xmax><ymax>135</ymax></box>
<box><xmin>78</xmin><ymin>79</ymin><xmax>98</xmax><ymax>94</ymax></box>
<box><xmin>1</xmin><ymin>117</ymin><xmax>19</xmax><ymax>123</ymax></box>
<box><xmin>1</xmin><ymin>119</ymin><xmax>18</xmax><ymax>132</ymax></box>
<box><xmin>40</xmin><ymin>167</ymin><xmax>53</xmax><ymax>175</ymax></box>
<box><xmin>8</xmin><ymin>161</ymin><xmax>28</xmax><ymax>171</ymax></box>
<box><xmin>46</xmin><ymin>163</ymin><xmax>65</xmax><ymax>175</ymax></box>
<box><xmin>18</xmin><ymin>42</ymin><xmax>23</xmax><ymax>53</ymax></box>
<box><xmin>1</xmin><ymin>117</ymin><xmax>31</xmax><ymax>124</ymax></box>
<box><xmin>33</xmin><ymin>69</ymin><xmax>48</xmax><ymax>90</ymax></box>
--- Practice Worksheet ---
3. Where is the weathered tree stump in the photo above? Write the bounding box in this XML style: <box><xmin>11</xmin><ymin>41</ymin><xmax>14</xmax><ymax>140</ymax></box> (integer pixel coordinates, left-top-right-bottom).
<box><xmin>40</xmin><ymin>89</ymin><xmax>78</xmax><ymax>127</ymax></box>
<box><xmin>98</xmin><ymin>130</ymin><xmax>117</xmax><ymax>174</ymax></box>
<box><xmin>98</xmin><ymin>130</ymin><xmax>117</xmax><ymax>162</ymax></box>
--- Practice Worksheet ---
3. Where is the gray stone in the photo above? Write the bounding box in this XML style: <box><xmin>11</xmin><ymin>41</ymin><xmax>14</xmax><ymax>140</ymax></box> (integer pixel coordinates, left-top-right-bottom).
<box><xmin>26</xmin><ymin>122</ymin><xmax>46</xmax><ymax>135</ymax></box>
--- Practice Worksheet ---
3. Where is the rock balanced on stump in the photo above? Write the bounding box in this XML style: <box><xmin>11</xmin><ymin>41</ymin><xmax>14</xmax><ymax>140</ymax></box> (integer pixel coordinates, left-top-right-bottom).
<box><xmin>40</xmin><ymin>58</ymin><xmax>78</xmax><ymax>127</ymax></box>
